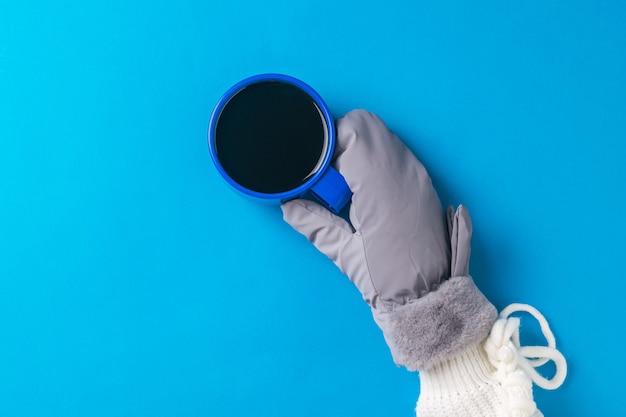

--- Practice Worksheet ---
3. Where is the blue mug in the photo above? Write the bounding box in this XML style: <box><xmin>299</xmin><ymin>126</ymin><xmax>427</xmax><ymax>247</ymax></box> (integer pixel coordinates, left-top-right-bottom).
<box><xmin>208</xmin><ymin>73</ymin><xmax>352</xmax><ymax>213</ymax></box>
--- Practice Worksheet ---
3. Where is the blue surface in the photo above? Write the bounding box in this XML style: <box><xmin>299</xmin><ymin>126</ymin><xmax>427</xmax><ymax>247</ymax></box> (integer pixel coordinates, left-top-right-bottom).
<box><xmin>1</xmin><ymin>0</ymin><xmax>625</xmax><ymax>416</ymax></box>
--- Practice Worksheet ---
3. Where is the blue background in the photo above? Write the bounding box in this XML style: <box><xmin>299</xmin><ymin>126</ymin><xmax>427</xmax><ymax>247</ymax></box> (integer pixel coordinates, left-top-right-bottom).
<box><xmin>1</xmin><ymin>0</ymin><xmax>624</xmax><ymax>416</ymax></box>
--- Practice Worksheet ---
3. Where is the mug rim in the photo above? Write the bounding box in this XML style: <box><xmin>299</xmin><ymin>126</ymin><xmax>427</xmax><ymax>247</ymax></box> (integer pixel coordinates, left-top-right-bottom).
<box><xmin>207</xmin><ymin>73</ymin><xmax>336</xmax><ymax>201</ymax></box>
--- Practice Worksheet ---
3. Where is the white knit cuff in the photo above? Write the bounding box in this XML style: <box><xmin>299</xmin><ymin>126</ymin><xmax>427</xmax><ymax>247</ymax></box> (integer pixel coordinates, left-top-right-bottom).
<box><xmin>416</xmin><ymin>340</ymin><xmax>543</xmax><ymax>417</ymax></box>
<box><xmin>417</xmin><ymin>344</ymin><xmax>508</xmax><ymax>417</ymax></box>
<box><xmin>415</xmin><ymin>302</ymin><xmax>569</xmax><ymax>417</ymax></box>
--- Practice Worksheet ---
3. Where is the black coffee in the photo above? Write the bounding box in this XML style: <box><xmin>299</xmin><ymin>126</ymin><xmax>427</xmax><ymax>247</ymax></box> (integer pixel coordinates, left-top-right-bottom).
<box><xmin>215</xmin><ymin>81</ymin><xmax>328</xmax><ymax>194</ymax></box>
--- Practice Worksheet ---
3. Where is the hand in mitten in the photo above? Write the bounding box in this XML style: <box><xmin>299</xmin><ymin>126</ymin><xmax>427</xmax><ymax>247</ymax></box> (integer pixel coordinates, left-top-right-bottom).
<box><xmin>282</xmin><ymin>110</ymin><xmax>566</xmax><ymax>417</ymax></box>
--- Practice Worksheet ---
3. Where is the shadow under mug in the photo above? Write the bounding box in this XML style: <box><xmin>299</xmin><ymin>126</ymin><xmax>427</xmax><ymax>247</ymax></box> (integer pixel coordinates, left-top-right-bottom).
<box><xmin>208</xmin><ymin>73</ymin><xmax>352</xmax><ymax>213</ymax></box>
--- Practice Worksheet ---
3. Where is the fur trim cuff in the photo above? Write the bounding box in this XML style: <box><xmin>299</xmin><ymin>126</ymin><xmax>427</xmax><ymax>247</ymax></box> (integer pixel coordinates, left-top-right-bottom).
<box><xmin>387</xmin><ymin>276</ymin><xmax>497</xmax><ymax>371</ymax></box>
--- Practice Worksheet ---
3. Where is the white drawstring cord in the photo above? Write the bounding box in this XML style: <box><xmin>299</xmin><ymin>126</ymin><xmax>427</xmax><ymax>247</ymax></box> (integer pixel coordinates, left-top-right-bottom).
<box><xmin>484</xmin><ymin>303</ymin><xmax>567</xmax><ymax>398</ymax></box>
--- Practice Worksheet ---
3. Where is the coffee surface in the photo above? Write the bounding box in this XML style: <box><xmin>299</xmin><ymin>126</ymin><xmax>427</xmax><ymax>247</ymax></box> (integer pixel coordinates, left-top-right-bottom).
<box><xmin>215</xmin><ymin>81</ymin><xmax>327</xmax><ymax>194</ymax></box>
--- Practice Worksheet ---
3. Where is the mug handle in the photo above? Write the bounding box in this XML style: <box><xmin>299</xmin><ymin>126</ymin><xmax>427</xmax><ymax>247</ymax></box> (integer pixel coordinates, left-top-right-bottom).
<box><xmin>309</xmin><ymin>166</ymin><xmax>352</xmax><ymax>213</ymax></box>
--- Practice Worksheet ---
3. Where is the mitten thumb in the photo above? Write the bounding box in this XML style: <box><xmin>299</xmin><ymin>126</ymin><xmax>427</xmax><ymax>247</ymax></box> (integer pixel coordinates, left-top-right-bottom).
<box><xmin>447</xmin><ymin>205</ymin><xmax>472</xmax><ymax>277</ymax></box>
<box><xmin>281</xmin><ymin>199</ymin><xmax>354</xmax><ymax>265</ymax></box>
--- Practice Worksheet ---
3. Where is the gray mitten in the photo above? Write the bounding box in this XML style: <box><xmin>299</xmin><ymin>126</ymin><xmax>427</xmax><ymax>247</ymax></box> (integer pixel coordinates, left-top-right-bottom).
<box><xmin>282</xmin><ymin>110</ymin><xmax>566</xmax><ymax>417</ymax></box>
<box><xmin>282</xmin><ymin>109</ymin><xmax>495</xmax><ymax>370</ymax></box>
